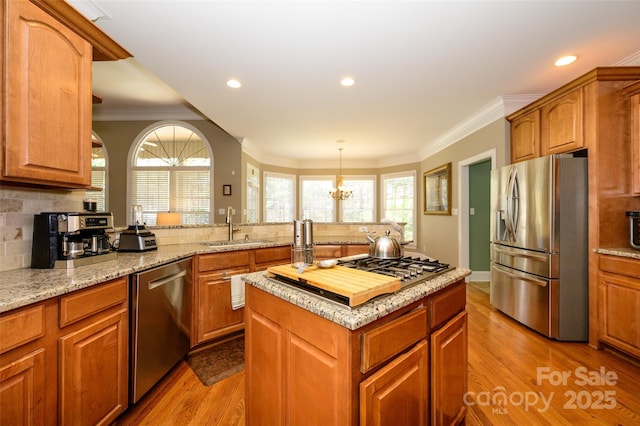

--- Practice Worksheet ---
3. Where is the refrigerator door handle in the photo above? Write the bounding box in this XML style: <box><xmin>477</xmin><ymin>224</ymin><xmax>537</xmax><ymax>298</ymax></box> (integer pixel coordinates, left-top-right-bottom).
<box><xmin>492</xmin><ymin>246</ymin><xmax>548</xmax><ymax>262</ymax></box>
<box><xmin>492</xmin><ymin>264</ymin><xmax>548</xmax><ymax>287</ymax></box>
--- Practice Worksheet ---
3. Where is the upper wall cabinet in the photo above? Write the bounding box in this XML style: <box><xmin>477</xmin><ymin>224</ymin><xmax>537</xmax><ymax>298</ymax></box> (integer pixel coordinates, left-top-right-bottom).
<box><xmin>510</xmin><ymin>110</ymin><xmax>540</xmax><ymax>163</ymax></box>
<box><xmin>507</xmin><ymin>67</ymin><xmax>640</xmax><ymax>164</ymax></box>
<box><xmin>1</xmin><ymin>0</ymin><xmax>130</xmax><ymax>189</ymax></box>
<box><xmin>625</xmin><ymin>81</ymin><xmax>640</xmax><ymax>195</ymax></box>
<box><xmin>540</xmin><ymin>88</ymin><xmax>584</xmax><ymax>156</ymax></box>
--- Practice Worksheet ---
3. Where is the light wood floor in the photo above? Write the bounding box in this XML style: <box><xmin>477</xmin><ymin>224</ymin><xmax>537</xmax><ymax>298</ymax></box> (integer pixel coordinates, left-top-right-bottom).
<box><xmin>115</xmin><ymin>284</ymin><xmax>640</xmax><ymax>425</ymax></box>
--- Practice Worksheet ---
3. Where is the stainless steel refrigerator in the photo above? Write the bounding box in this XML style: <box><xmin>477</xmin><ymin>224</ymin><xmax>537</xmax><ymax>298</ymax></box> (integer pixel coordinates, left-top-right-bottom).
<box><xmin>489</xmin><ymin>154</ymin><xmax>588</xmax><ymax>341</ymax></box>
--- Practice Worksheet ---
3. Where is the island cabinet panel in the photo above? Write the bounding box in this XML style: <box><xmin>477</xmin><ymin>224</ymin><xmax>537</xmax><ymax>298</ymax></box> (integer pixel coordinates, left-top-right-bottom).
<box><xmin>245</xmin><ymin>277</ymin><xmax>468</xmax><ymax>425</ymax></box>
<box><xmin>360</xmin><ymin>340</ymin><xmax>428</xmax><ymax>426</ymax></box>
<box><xmin>0</xmin><ymin>348</ymin><xmax>46</xmax><ymax>425</ymax></box>
<box><xmin>510</xmin><ymin>110</ymin><xmax>540</xmax><ymax>163</ymax></box>
<box><xmin>3</xmin><ymin>0</ymin><xmax>92</xmax><ymax>187</ymax></box>
<box><xmin>431</xmin><ymin>311</ymin><xmax>468</xmax><ymax>426</ymax></box>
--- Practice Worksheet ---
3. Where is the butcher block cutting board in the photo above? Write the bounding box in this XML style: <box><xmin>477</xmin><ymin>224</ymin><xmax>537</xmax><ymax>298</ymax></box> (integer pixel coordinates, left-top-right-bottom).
<box><xmin>267</xmin><ymin>264</ymin><xmax>401</xmax><ymax>307</ymax></box>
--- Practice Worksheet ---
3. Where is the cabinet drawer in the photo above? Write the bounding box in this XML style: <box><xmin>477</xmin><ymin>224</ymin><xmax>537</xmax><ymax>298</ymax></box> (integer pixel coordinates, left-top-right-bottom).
<box><xmin>254</xmin><ymin>246</ymin><xmax>290</xmax><ymax>265</ymax></box>
<box><xmin>198</xmin><ymin>251</ymin><xmax>251</xmax><ymax>272</ymax></box>
<box><xmin>360</xmin><ymin>306</ymin><xmax>427</xmax><ymax>373</ymax></box>
<box><xmin>59</xmin><ymin>278</ymin><xmax>127</xmax><ymax>328</ymax></box>
<box><xmin>599</xmin><ymin>255</ymin><xmax>640</xmax><ymax>279</ymax></box>
<box><xmin>429</xmin><ymin>281</ymin><xmax>466</xmax><ymax>330</ymax></box>
<box><xmin>0</xmin><ymin>304</ymin><xmax>45</xmax><ymax>354</ymax></box>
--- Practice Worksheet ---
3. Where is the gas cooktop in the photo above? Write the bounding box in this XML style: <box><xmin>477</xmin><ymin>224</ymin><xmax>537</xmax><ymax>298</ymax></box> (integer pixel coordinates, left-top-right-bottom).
<box><xmin>336</xmin><ymin>254</ymin><xmax>453</xmax><ymax>287</ymax></box>
<box><xmin>268</xmin><ymin>253</ymin><xmax>454</xmax><ymax>308</ymax></box>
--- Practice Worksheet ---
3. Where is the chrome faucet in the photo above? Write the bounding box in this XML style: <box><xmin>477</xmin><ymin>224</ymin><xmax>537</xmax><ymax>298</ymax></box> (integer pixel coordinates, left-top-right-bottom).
<box><xmin>226</xmin><ymin>206</ymin><xmax>240</xmax><ymax>241</ymax></box>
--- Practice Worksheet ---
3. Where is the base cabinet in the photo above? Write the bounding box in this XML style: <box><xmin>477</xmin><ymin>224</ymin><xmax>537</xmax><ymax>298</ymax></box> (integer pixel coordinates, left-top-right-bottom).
<box><xmin>598</xmin><ymin>255</ymin><xmax>640</xmax><ymax>359</ymax></box>
<box><xmin>0</xmin><ymin>347</ymin><xmax>46</xmax><ymax>425</ymax></box>
<box><xmin>0</xmin><ymin>277</ymin><xmax>128</xmax><ymax>425</ymax></box>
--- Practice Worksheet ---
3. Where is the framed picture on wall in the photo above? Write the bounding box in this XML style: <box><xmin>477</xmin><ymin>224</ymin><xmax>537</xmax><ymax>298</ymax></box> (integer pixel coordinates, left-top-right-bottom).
<box><xmin>223</xmin><ymin>184</ymin><xmax>232</xmax><ymax>196</ymax></box>
<box><xmin>424</xmin><ymin>162</ymin><xmax>452</xmax><ymax>215</ymax></box>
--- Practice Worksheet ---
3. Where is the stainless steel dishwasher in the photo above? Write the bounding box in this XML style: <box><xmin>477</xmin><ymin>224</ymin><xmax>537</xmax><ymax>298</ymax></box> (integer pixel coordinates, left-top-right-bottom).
<box><xmin>130</xmin><ymin>257</ymin><xmax>192</xmax><ymax>403</ymax></box>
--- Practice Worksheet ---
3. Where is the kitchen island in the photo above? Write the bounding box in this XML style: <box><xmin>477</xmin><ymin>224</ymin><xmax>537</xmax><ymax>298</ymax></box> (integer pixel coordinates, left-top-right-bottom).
<box><xmin>242</xmin><ymin>266</ymin><xmax>470</xmax><ymax>425</ymax></box>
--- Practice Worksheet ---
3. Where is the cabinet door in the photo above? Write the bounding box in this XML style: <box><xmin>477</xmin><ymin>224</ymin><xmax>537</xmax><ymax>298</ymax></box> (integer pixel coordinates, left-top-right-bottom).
<box><xmin>541</xmin><ymin>88</ymin><xmax>584</xmax><ymax>156</ymax></box>
<box><xmin>599</xmin><ymin>273</ymin><xmax>640</xmax><ymax>358</ymax></box>
<box><xmin>196</xmin><ymin>267</ymin><xmax>247</xmax><ymax>344</ymax></box>
<box><xmin>631</xmin><ymin>93</ymin><xmax>640</xmax><ymax>195</ymax></box>
<box><xmin>431</xmin><ymin>311</ymin><xmax>468</xmax><ymax>426</ymax></box>
<box><xmin>245</xmin><ymin>305</ymin><xmax>284</xmax><ymax>425</ymax></box>
<box><xmin>360</xmin><ymin>340</ymin><xmax>428</xmax><ymax>426</ymax></box>
<box><xmin>0</xmin><ymin>349</ymin><xmax>46</xmax><ymax>425</ymax></box>
<box><xmin>254</xmin><ymin>246</ymin><xmax>291</xmax><ymax>271</ymax></box>
<box><xmin>344</xmin><ymin>244</ymin><xmax>369</xmax><ymax>257</ymax></box>
<box><xmin>510</xmin><ymin>110</ymin><xmax>540</xmax><ymax>163</ymax></box>
<box><xmin>59</xmin><ymin>309</ymin><xmax>128</xmax><ymax>426</ymax></box>
<box><xmin>4</xmin><ymin>0</ymin><xmax>92</xmax><ymax>187</ymax></box>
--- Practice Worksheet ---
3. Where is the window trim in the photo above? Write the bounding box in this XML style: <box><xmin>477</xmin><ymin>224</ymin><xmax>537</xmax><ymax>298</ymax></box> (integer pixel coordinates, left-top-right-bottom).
<box><xmin>263</xmin><ymin>171</ymin><xmax>297</xmax><ymax>222</ymax></box>
<box><xmin>299</xmin><ymin>174</ymin><xmax>337</xmax><ymax>222</ymax></box>
<box><xmin>339</xmin><ymin>174</ymin><xmax>377</xmax><ymax>222</ymax></box>
<box><xmin>126</xmin><ymin>120</ymin><xmax>214</xmax><ymax>225</ymax></box>
<box><xmin>381</xmin><ymin>170</ymin><xmax>417</xmax><ymax>248</ymax></box>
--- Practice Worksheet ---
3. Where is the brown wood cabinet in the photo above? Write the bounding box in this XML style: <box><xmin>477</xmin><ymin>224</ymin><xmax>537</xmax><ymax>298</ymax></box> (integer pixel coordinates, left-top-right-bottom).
<box><xmin>57</xmin><ymin>278</ymin><xmax>129</xmax><ymax>426</ymax></box>
<box><xmin>0</xmin><ymin>302</ymin><xmax>49</xmax><ymax>425</ymax></box>
<box><xmin>245</xmin><ymin>277</ymin><xmax>467</xmax><ymax>425</ymax></box>
<box><xmin>625</xmin><ymin>81</ymin><xmax>640</xmax><ymax>195</ymax></box>
<box><xmin>0</xmin><ymin>277</ymin><xmax>128</xmax><ymax>425</ymax></box>
<box><xmin>316</xmin><ymin>244</ymin><xmax>369</xmax><ymax>260</ymax></box>
<box><xmin>598</xmin><ymin>255</ymin><xmax>640</xmax><ymax>359</ymax></box>
<box><xmin>0</xmin><ymin>0</ymin><xmax>129</xmax><ymax>189</ymax></box>
<box><xmin>360</xmin><ymin>340</ymin><xmax>429</xmax><ymax>426</ymax></box>
<box><xmin>510</xmin><ymin>110</ymin><xmax>540</xmax><ymax>163</ymax></box>
<box><xmin>540</xmin><ymin>88</ymin><xmax>584</xmax><ymax>156</ymax></box>
<box><xmin>194</xmin><ymin>251</ymin><xmax>251</xmax><ymax>346</ymax></box>
<box><xmin>254</xmin><ymin>245</ymin><xmax>291</xmax><ymax>271</ymax></box>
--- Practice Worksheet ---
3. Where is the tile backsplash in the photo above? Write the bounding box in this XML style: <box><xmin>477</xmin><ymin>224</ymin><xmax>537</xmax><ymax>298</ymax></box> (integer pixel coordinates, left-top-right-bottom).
<box><xmin>0</xmin><ymin>185</ymin><xmax>404</xmax><ymax>272</ymax></box>
<box><xmin>0</xmin><ymin>186</ymin><xmax>85</xmax><ymax>271</ymax></box>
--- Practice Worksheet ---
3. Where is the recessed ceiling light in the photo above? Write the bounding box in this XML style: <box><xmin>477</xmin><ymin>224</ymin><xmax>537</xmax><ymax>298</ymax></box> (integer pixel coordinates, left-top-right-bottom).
<box><xmin>340</xmin><ymin>77</ymin><xmax>355</xmax><ymax>87</ymax></box>
<box><xmin>226</xmin><ymin>79</ymin><xmax>242</xmax><ymax>88</ymax></box>
<box><xmin>555</xmin><ymin>55</ymin><xmax>577</xmax><ymax>67</ymax></box>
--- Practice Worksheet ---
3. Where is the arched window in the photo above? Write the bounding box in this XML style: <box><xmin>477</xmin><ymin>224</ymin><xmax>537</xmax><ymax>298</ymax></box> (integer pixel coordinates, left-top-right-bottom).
<box><xmin>86</xmin><ymin>132</ymin><xmax>108</xmax><ymax>211</ymax></box>
<box><xmin>128</xmin><ymin>122</ymin><xmax>213</xmax><ymax>225</ymax></box>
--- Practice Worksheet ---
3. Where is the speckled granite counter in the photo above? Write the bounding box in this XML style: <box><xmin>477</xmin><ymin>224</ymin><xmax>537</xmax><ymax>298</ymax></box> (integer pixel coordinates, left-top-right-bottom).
<box><xmin>595</xmin><ymin>247</ymin><xmax>640</xmax><ymax>260</ymax></box>
<box><xmin>0</xmin><ymin>239</ymin><xmax>377</xmax><ymax>314</ymax></box>
<box><xmin>242</xmin><ymin>267</ymin><xmax>471</xmax><ymax>330</ymax></box>
<box><xmin>0</xmin><ymin>241</ymin><xmax>291</xmax><ymax>314</ymax></box>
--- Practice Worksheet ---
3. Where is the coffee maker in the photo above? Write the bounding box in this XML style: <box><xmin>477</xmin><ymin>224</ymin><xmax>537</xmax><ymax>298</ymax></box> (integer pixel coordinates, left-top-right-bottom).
<box><xmin>31</xmin><ymin>212</ymin><xmax>117</xmax><ymax>269</ymax></box>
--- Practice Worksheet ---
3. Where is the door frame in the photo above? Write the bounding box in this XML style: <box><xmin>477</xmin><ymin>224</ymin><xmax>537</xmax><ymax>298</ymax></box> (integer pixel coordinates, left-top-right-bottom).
<box><xmin>457</xmin><ymin>149</ymin><xmax>496</xmax><ymax>281</ymax></box>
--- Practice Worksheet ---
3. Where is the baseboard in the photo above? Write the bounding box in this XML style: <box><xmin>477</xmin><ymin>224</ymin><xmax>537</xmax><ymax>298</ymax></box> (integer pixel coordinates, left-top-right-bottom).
<box><xmin>469</xmin><ymin>271</ymin><xmax>490</xmax><ymax>282</ymax></box>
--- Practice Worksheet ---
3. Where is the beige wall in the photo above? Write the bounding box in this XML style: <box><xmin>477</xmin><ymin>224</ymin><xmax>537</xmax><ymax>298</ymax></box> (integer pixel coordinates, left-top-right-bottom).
<box><xmin>92</xmin><ymin>120</ymin><xmax>242</xmax><ymax>227</ymax></box>
<box><xmin>419</xmin><ymin>119</ymin><xmax>510</xmax><ymax>264</ymax></box>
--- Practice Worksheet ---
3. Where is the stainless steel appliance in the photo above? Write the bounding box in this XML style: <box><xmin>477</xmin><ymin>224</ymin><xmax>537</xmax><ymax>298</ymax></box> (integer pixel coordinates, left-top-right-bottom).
<box><xmin>626</xmin><ymin>211</ymin><xmax>640</xmax><ymax>248</ymax></box>
<box><xmin>130</xmin><ymin>258</ymin><xmax>192</xmax><ymax>403</ymax></box>
<box><xmin>490</xmin><ymin>154</ymin><xmax>588</xmax><ymax>341</ymax></box>
<box><xmin>31</xmin><ymin>212</ymin><xmax>117</xmax><ymax>269</ymax></box>
<box><xmin>117</xmin><ymin>225</ymin><xmax>158</xmax><ymax>252</ymax></box>
<box><xmin>269</xmin><ymin>253</ymin><xmax>452</xmax><ymax>308</ymax></box>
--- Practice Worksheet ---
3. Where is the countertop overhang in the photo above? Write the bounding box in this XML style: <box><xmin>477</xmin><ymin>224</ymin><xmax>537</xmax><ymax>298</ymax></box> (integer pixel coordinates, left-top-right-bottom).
<box><xmin>243</xmin><ymin>267</ymin><xmax>471</xmax><ymax>330</ymax></box>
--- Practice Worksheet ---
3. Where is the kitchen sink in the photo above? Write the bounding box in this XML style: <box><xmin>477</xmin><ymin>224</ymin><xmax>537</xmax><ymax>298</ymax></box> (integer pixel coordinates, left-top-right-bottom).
<box><xmin>202</xmin><ymin>239</ymin><xmax>274</xmax><ymax>247</ymax></box>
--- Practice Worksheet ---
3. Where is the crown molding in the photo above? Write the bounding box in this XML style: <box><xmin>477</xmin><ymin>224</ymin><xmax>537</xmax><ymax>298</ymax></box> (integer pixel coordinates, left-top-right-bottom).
<box><xmin>419</xmin><ymin>94</ymin><xmax>541</xmax><ymax>159</ymax></box>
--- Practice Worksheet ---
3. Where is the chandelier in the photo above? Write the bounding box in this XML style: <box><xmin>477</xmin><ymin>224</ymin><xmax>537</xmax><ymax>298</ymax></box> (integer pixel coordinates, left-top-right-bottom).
<box><xmin>329</xmin><ymin>147</ymin><xmax>352</xmax><ymax>200</ymax></box>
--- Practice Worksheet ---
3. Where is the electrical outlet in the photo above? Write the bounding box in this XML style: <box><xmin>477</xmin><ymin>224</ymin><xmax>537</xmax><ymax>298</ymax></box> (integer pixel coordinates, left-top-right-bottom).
<box><xmin>218</xmin><ymin>208</ymin><xmax>225</xmax><ymax>215</ymax></box>
<box><xmin>359</xmin><ymin>226</ymin><xmax>368</xmax><ymax>232</ymax></box>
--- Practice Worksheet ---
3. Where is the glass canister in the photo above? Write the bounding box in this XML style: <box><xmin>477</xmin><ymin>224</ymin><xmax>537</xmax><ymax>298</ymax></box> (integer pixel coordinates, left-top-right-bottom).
<box><xmin>130</xmin><ymin>205</ymin><xmax>143</xmax><ymax>226</ymax></box>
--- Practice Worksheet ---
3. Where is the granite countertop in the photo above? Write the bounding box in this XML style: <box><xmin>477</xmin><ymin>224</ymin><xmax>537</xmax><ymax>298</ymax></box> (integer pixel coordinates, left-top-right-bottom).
<box><xmin>0</xmin><ymin>239</ymin><xmax>375</xmax><ymax>314</ymax></box>
<box><xmin>242</xmin><ymin>267</ymin><xmax>471</xmax><ymax>330</ymax></box>
<box><xmin>0</xmin><ymin>240</ymin><xmax>289</xmax><ymax>314</ymax></box>
<box><xmin>595</xmin><ymin>247</ymin><xmax>640</xmax><ymax>260</ymax></box>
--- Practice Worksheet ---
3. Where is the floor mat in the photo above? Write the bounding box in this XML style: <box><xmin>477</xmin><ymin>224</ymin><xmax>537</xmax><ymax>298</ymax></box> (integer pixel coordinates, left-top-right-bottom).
<box><xmin>186</xmin><ymin>334</ymin><xmax>245</xmax><ymax>386</ymax></box>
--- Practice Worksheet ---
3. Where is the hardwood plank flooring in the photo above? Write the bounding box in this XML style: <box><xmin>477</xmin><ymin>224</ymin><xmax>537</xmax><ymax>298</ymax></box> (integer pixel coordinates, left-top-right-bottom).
<box><xmin>115</xmin><ymin>284</ymin><xmax>640</xmax><ymax>425</ymax></box>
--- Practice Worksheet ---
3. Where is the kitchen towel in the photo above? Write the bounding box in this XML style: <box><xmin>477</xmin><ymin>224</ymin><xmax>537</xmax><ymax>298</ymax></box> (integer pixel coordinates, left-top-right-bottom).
<box><xmin>230</xmin><ymin>274</ymin><xmax>245</xmax><ymax>310</ymax></box>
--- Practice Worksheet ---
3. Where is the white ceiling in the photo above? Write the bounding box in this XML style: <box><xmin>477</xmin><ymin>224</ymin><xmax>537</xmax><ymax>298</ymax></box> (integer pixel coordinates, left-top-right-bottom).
<box><xmin>83</xmin><ymin>0</ymin><xmax>640</xmax><ymax>168</ymax></box>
